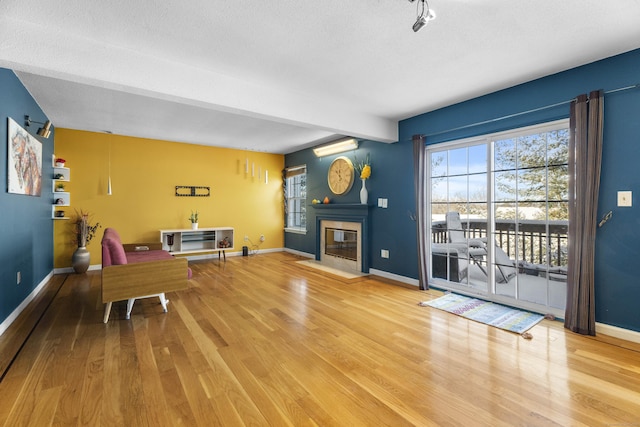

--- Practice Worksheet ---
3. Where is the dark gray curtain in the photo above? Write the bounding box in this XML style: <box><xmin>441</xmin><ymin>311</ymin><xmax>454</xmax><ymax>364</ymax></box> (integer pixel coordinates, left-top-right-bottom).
<box><xmin>413</xmin><ymin>135</ymin><xmax>428</xmax><ymax>290</ymax></box>
<box><xmin>565</xmin><ymin>90</ymin><xmax>604</xmax><ymax>335</ymax></box>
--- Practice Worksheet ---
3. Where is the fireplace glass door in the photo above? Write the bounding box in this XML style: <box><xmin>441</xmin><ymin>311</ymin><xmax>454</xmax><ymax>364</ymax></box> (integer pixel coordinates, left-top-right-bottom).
<box><xmin>325</xmin><ymin>228</ymin><xmax>358</xmax><ymax>261</ymax></box>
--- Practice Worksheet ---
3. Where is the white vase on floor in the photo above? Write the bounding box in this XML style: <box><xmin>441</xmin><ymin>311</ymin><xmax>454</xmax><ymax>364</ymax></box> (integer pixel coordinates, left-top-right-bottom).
<box><xmin>360</xmin><ymin>179</ymin><xmax>368</xmax><ymax>204</ymax></box>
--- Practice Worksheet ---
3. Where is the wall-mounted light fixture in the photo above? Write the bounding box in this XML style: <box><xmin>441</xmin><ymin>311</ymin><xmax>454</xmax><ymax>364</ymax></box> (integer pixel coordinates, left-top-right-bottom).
<box><xmin>24</xmin><ymin>115</ymin><xmax>52</xmax><ymax>138</ymax></box>
<box><xmin>408</xmin><ymin>0</ymin><xmax>436</xmax><ymax>32</ymax></box>
<box><xmin>312</xmin><ymin>137</ymin><xmax>358</xmax><ymax>157</ymax></box>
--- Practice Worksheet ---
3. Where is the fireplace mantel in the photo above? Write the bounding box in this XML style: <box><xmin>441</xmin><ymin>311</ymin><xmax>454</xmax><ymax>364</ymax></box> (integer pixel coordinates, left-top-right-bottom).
<box><xmin>311</xmin><ymin>203</ymin><xmax>373</xmax><ymax>214</ymax></box>
<box><xmin>312</xmin><ymin>203</ymin><xmax>372</xmax><ymax>208</ymax></box>
<box><xmin>314</xmin><ymin>203</ymin><xmax>372</xmax><ymax>273</ymax></box>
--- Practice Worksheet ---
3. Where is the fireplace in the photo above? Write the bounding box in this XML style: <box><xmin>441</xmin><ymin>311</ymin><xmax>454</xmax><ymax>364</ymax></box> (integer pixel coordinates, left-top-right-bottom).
<box><xmin>313</xmin><ymin>203</ymin><xmax>371</xmax><ymax>273</ymax></box>
<box><xmin>320</xmin><ymin>221</ymin><xmax>362</xmax><ymax>273</ymax></box>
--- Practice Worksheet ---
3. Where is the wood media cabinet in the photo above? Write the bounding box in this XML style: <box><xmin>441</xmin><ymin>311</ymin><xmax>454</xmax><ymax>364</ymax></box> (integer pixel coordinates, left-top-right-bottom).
<box><xmin>159</xmin><ymin>227</ymin><xmax>234</xmax><ymax>259</ymax></box>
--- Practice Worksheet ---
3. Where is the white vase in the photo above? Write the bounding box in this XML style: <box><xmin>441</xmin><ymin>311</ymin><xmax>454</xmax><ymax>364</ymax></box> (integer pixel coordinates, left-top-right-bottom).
<box><xmin>360</xmin><ymin>179</ymin><xmax>368</xmax><ymax>204</ymax></box>
<box><xmin>191</xmin><ymin>222</ymin><xmax>198</xmax><ymax>230</ymax></box>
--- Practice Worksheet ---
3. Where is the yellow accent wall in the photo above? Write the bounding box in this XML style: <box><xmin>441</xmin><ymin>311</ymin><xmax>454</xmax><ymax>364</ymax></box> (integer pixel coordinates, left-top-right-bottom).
<box><xmin>53</xmin><ymin>129</ymin><xmax>284</xmax><ymax>268</ymax></box>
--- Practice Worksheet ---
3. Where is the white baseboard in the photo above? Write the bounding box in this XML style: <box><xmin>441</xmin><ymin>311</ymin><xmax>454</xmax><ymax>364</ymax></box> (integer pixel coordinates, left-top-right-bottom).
<box><xmin>250</xmin><ymin>247</ymin><xmax>284</xmax><ymax>255</ymax></box>
<box><xmin>369</xmin><ymin>268</ymin><xmax>420</xmax><ymax>287</ymax></box>
<box><xmin>596</xmin><ymin>322</ymin><xmax>640</xmax><ymax>344</ymax></box>
<box><xmin>53</xmin><ymin>264</ymin><xmax>102</xmax><ymax>274</ymax></box>
<box><xmin>0</xmin><ymin>271</ymin><xmax>54</xmax><ymax>337</ymax></box>
<box><xmin>283</xmin><ymin>248</ymin><xmax>314</xmax><ymax>258</ymax></box>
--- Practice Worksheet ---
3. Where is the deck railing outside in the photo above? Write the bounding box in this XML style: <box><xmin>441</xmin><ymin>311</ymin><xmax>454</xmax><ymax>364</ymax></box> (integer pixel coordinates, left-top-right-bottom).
<box><xmin>431</xmin><ymin>219</ymin><xmax>568</xmax><ymax>267</ymax></box>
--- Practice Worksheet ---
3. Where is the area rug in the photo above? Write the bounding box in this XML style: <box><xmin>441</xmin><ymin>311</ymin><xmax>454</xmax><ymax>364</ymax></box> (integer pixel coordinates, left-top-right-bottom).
<box><xmin>420</xmin><ymin>293</ymin><xmax>544</xmax><ymax>334</ymax></box>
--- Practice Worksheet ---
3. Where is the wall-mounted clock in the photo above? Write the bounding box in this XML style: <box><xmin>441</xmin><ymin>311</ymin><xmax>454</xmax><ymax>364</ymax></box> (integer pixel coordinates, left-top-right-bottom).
<box><xmin>327</xmin><ymin>156</ymin><xmax>355</xmax><ymax>195</ymax></box>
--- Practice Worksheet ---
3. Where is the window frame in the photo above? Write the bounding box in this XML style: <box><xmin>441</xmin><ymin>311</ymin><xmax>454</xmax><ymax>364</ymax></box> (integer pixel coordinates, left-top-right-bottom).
<box><xmin>284</xmin><ymin>165</ymin><xmax>307</xmax><ymax>234</ymax></box>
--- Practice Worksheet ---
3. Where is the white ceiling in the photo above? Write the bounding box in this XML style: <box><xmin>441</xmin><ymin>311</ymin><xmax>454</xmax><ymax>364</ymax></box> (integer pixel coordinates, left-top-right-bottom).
<box><xmin>2</xmin><ymin>0</ymin><xmax>640</xmax><ymax>154</ymax></box>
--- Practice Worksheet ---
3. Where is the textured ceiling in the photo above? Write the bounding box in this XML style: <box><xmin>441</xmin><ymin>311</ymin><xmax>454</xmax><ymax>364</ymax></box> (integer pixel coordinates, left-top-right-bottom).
<box><xmin>2</xmin><ymin>0</ymin><xmax>640</xmax><ymax>153</ymax></box>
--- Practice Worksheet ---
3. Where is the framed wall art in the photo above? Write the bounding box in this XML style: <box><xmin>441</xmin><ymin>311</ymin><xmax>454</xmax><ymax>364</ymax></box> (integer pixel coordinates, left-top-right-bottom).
<box><xmin>7</xmin><ymin>117</ymin><xmax>42</xmax><ymax>196</ymax></box>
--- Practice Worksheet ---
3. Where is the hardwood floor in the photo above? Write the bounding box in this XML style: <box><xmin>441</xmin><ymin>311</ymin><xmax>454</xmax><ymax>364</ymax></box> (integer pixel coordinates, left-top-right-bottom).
<box><xmin>1</xmin><ymin>252</ymin><xmax>639</xmax><ymax>426</ymax></box>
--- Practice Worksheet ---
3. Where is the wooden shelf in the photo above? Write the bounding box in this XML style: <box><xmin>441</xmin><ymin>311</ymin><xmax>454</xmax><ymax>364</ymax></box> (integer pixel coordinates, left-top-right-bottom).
<box><xmin>52</xmin><ymin>166</ymin><xmax>71</xmax><ymax>219</ymax></box>
<box><xmin>311</xmin><ymin>203</ymin><xmax>373</xmax><ymax>209</ymax></box>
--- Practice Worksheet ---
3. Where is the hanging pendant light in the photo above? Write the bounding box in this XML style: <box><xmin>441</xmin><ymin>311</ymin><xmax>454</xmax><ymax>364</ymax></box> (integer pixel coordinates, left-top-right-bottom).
<box><xmin>105</xmin><ymin>131</ymin><xmax>113</xmax><ymax>196</ymax></box>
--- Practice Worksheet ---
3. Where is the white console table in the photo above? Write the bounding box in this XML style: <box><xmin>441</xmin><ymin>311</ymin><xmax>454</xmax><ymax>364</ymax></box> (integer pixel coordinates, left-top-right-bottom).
<box><xmin>160</xmin><ymin>227</ymin><xmax>234</xmax><ymax>259</ymax></box>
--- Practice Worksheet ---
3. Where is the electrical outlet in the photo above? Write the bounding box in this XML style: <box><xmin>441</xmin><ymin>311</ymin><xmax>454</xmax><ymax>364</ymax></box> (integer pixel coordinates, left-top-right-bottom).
<box><xmin>260</xmin><ymin>235</ymin><xmax>265</xmax><ymax>242</ymax></box>
<box><xmin>618</xmin><ymin>191</ymin><xmax>632</xmax><ymax>207</ymax></box>
<box><xmin>244</xmin><ymin>235</ymin><xmax>249</xmax><ymax>241</ymax></box>
<box><xmin>381</xmin><ymin>249</ymin><xmax>389</xmax><ymax>259</ymax></box>
<box><xmin>17</xmin><ymin>271</ymin><xmax>21</xmax><ymax>284</ymax></box>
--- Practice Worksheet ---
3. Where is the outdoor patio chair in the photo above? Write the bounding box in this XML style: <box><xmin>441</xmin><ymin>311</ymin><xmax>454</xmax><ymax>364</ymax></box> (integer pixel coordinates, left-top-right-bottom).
<box><xmin>445</xmin><ymin>211</ymin><xmax>517</xmax><ymax>283</ymax></box>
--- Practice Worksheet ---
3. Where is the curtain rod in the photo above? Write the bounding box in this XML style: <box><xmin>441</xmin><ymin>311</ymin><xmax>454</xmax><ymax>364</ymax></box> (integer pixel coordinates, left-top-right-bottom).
<box><xmin>604</xmin><ymin>83</ymin><xmax>640</xmax><ymax>95</ymax></box>
<box><xmin>422</xmin><ymin>83</ymin><xmax>640</xmax><ymax>139</ymax></box>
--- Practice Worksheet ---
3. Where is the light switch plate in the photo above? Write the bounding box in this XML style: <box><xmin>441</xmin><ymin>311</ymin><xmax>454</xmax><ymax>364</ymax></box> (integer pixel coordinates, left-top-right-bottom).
<box><xmin>618</xmin><ymin>191</ymin><xmax>632</xmax><ymax>207</ymax></box>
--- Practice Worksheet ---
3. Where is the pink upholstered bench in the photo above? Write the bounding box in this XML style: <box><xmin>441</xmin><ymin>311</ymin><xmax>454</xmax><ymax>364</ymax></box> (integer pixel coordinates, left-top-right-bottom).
<box><xmin>101</xmin><ymin>228</ymin><xmax>191</xmax><ymax>322</ymax></box>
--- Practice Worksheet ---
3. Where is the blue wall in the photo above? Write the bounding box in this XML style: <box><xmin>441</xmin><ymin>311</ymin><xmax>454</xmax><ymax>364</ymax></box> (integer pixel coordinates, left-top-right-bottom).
<box><xmin>0</xmin><ymin>68</ymin><xmax>54</xmax><ymax>325</ymax></box>
<box><xmin>285</xmin><ymin>48</ymin><xmax>640</xmax><ymax>333</ymax></box>
<box><xmin>285</xmin><ymin>139</ymin><xmax>418</xmax><ymax>280</ymax></box>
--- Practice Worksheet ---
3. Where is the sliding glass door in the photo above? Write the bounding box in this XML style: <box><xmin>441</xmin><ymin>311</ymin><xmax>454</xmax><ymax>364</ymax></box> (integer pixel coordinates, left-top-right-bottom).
<box><xmin>427</xmin><ymin>120</ymin><xmax>569</xmax><ymax>316</ymax></box>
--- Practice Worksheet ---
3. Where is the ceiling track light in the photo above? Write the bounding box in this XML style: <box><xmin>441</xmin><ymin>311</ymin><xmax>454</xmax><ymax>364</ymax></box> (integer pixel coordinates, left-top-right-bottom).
<box><xmin>408</xmin><ymin>0</ymin><xmax>436</xmax><ymax>33</ymax></box>
<box><xmin>24</xmin><ymin>115</ymin><xmax>53</xmax><ymax>138</ymax></box>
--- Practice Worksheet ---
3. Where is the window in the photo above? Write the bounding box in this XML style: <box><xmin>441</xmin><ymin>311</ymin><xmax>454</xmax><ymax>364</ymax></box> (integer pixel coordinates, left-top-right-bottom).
<box><xmin>284</xmin><ymin>165</ymin><xmax>307</xmax><ymax>233</ymax></box>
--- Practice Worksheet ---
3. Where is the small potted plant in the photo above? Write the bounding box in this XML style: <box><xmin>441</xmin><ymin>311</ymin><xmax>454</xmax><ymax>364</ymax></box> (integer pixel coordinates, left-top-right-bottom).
<box><xmin>55</xmin><ymin>182</ymin><xmax>65</xmax><ymax>192</ymax></box>
<box><xmin>55</xmin><ymin>158</ymin><xmax>66</xmax><ymax>167</ymax></box>
<box><xmin>189</xmin><ymin>210</ymin><xmax>199</xmax><ymax>230</ymax></box>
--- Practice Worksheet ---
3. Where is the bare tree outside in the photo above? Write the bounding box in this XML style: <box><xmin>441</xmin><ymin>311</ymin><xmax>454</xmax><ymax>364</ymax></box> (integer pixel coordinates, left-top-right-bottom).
<box><xmin>494</xmin><ymin>129</ymin><xmax>569</xmax><ymax>221</ymax></box>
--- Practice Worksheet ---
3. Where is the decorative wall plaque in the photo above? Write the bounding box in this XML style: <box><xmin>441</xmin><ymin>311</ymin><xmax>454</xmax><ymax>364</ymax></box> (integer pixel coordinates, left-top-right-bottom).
<box><xmin>175</xmin><ymin>186</ymin><xmax>210</xmax><ymax>197</ymax></box>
